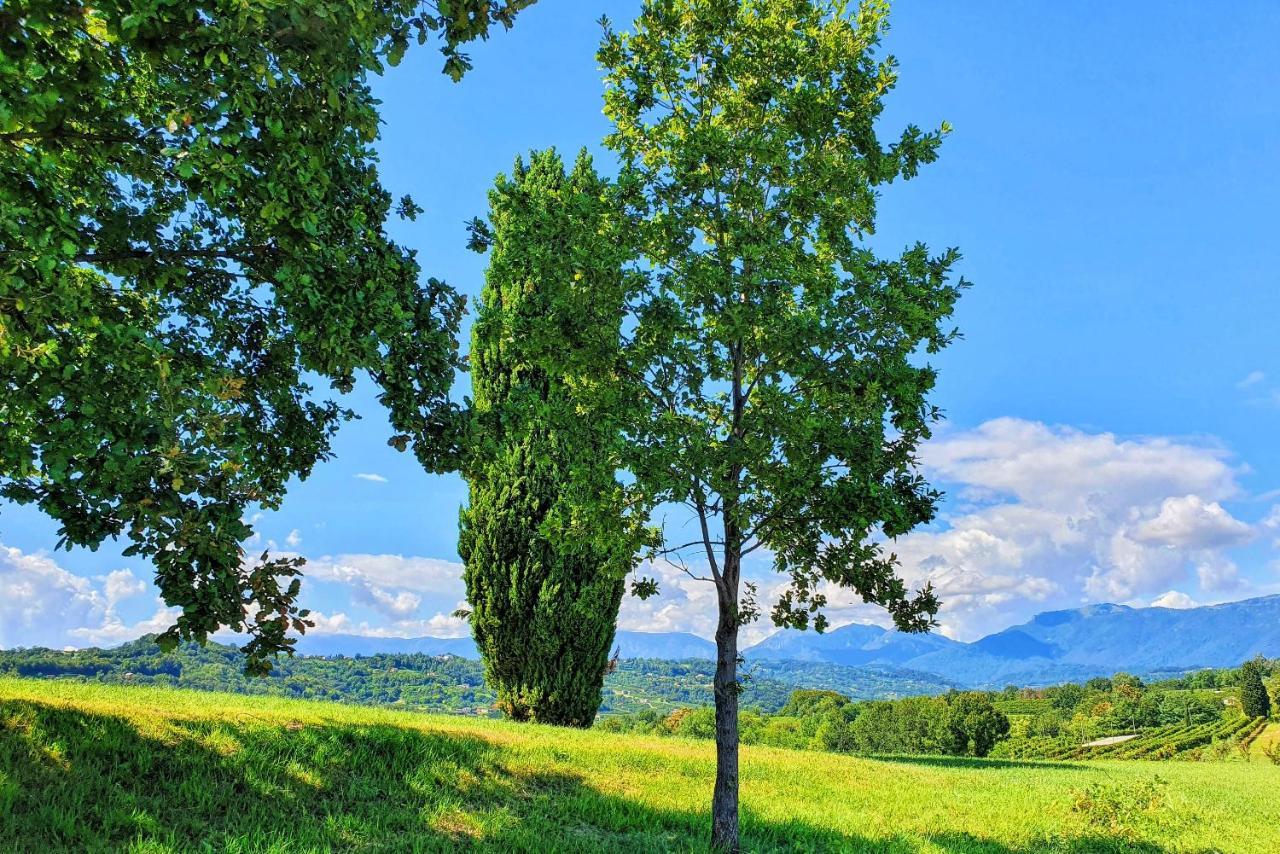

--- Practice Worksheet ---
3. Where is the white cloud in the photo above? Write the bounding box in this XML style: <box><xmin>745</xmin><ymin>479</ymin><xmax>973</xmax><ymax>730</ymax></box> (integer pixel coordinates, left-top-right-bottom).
<box><xmin>285</xmin><ymin>529</ymin><xmax>302</xmax><ymax>548</ymax></box>
<box><xmin>305</xmin><ymin>611</ymin><xmax>354</xmax><ymax>634</ymax></box>
<box><xmin>1151</xmin><ymin>590</ymin><xmax>1197</xmax><ymax>609</ymax></box>
<box><xmin>69</xmin><ymin>603</ymin><xmax>182</xmax><ymax>646</ymax></box>
<box><xmin>803</xmin><ymin>418</ymin><xmax>1264</xmax><ymax>640</ymax></box>
<box><xmin>605</xmin><ymin>419</ymin><xmax>1276</xmax><ymax>644</ymax></box>
<box><xmin>302</xmin><ymin>606</ymin><xmax>471</xmax><ymax>639</ymax></box>
<box><xmin>1132</xmin><ymin>495</ymin><xmax>1254</xmax><ymax>549</ymax></box>
<box><xmin>6</xmin><ymin>417</ymin><xmax>1276</xmax><ymax>651</ymax></box>
<box><xmin>1193</xmin><ymin>554</ymin><xmax>1244</xmax><ymax>593</ymax></box>
<box><xmin>364</xmin><ymin>587</ymin><xmax>422</xmax><ymax>617</ymax></box>
<box><xmin>355</xmin><ymin>473</ymin><xmax>389</xmax><ymax>483</ymax></box>
<box><xmin>1262</xmin><ymin>505</ymin><xmax>1280</xmax><ymax>547</ymax></box>
<box><xmin>101</xmin><ymin>569</ymin><xmax>147</xmax><ymax>609</ymax></box>
<box><xmin>1237</xmin><ymin>370</ymin><xmax>1266</xmax><ymax>389</ymax></box>
<box><xmin>305</xmin><ymin>553</ymin><xmax>464</xmax><ymax>621</ymax></box>
<box><xmin>618</xmin><ymin>559</ymin><xmax>723</xmax><ymax>640</ymax></box>
<box><xmin>0</xmin><ymin>544</ymin><xmax>172</xmax><ymax>649</ymax></box>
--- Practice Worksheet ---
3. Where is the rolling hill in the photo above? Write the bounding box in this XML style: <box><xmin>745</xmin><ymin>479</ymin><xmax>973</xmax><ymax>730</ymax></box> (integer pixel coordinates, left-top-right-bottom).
<box><xmin>3</xmin><ymin>678</ymin><xmax>1275</xmax><ymax>852</ymax></box>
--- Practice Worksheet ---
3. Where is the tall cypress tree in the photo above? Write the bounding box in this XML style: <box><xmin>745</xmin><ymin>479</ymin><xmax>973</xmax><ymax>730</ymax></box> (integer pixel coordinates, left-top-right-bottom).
<box><xmin>1240</xmin><ymin>658</ymin><xmax>1272</xmax><ymax>719</ymax></box>
<box><xmin>459</xmin><ymin>149</ymin><xmax>642</xmax><ymax>727</ymax></box>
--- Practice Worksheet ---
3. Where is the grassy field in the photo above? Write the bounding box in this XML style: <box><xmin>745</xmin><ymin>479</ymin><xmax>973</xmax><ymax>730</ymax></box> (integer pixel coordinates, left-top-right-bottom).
<box><xmin>1</xmin><ymin>678</ymin><xmax>1276</xmax><ymax>853</ymax></box>
<box><xmin>1248</xmin><ymin>722</ymin><xmax>1279</xmax><ymax>761</ymax></box>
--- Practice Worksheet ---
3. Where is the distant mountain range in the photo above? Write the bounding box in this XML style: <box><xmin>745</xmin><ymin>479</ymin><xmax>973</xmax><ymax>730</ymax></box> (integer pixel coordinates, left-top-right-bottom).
<box><xmin>293</xmin><ymin>630</ymin><xmax>716</xmax><ymax>662</ymax></box>
<box><xmin>746</xmin><ymin>594</ymin><xmax>1280</xmax><ymax>688</ymax></box>
<box><xmin>293</xmin><ymin>594</ymin><xmax>1280</xmax><ymax>689</ymax></box>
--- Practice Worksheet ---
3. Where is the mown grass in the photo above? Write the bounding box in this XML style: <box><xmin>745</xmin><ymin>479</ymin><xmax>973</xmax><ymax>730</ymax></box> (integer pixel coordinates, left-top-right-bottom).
<box><xmin>1</xmin><ymin>678</ymin><xmax>1276</xmax><ymax>852</ymax></box>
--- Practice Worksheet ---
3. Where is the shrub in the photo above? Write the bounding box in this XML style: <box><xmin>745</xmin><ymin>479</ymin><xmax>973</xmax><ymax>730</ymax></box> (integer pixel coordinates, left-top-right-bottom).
<box><xmin>1071</xmin><ymin>777</ymin><xmax>1169</xmax><ymax>840</ymax></box>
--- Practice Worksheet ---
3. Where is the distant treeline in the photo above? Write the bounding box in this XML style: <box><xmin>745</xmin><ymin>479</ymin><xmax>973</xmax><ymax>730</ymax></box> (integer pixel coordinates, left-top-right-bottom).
<box><xmin>600</xmin><ymin>689</ymin><xmax>1012</xmax><ymax>757</ymax></box>
<box><xmin>0</xmin><ymin>637</ymin><xmax>949</xmax><ymax>716</ymax></box>
<box><xmin>600</xmin><ymin>659</ymin><xmax>1280</xmax><ymax>761</ymax></box>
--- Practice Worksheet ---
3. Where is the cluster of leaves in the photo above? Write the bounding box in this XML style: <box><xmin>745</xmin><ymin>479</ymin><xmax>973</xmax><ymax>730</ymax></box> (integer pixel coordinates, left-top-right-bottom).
<box><xmin>0</xmin><ymin>1</ymin><xmax>530</xmax><ymax>671</ymax></box>
<box><xmin>1071</xmin><ymin>777</ymin><xmax>1171</xmax><ymax>841</ymax></box>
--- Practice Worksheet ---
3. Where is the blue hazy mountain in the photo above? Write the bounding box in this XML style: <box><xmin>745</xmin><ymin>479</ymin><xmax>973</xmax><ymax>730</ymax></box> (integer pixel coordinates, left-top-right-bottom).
<box><xmin>611</xmin><ymin>631</ymin><xmax>717</xmax><ymax>660</ymax></box>
<box><xmin>292</xmin><ymin>633</ymin><xmax>480</xmax><ymax>658</ymax></box>
<box><xmin>745</xmin><ymin>594</ymin><xmax>1280</xmax><ymax>688</ymax></box>
<box><xmin>743</xmin><ymin>621</ymin><xmax>962</xmax><ymax>667</ymax></box>
<box><xmin>292</xmin><ymin>630</ymin><xmax>716</xmax><ymax>661</ymax></box>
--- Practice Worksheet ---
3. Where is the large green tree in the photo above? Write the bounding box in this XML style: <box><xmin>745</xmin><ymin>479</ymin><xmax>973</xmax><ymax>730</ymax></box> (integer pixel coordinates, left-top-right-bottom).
<box><xmin>598</xmin><ymin>0</ymin><xmax>965</xmax><ymax>847</ymax></box>
<box><xmin>459</xmin><ymin>149</ymin><xmax>644</xmax><ymax>726</ymax></box>
<box><xmin>0</xmin><ymin>1</ymin><xmax>531</xmax><ymax>671</ymax></box>
<box><xmin>1240</xmin><ymin>658</ymin><xmax>1271</xmax><ymax>719</ymax></box>
<box><xmin>944</xmin><ymin>692</ymin><xmax>1010</xmax><ymax>757</ymax></box>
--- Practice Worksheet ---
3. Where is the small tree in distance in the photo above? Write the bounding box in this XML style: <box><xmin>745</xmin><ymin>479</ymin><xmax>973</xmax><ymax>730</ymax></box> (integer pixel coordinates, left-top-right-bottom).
<box><xmin>597</xmin><ymin>0</ymin><xmax>967</xmax><ymax>848</ymax></box>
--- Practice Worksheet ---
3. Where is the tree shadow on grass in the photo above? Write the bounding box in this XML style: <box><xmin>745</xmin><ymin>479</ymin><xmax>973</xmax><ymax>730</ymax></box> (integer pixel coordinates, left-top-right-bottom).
<box><xmin>0</xmin><ymin>698</ymin><xmax>1200</xmax><ymax>853</ymax></box>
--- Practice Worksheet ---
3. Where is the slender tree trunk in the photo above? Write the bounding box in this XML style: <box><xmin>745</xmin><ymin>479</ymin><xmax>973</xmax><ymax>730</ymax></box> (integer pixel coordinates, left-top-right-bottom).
<box><xmin>710</xmin><ymin>552</ymin><xmax>740</xmax><ymax>852</ymax></box>
<box><xmin>710</xmin><ymin>326</ymin><xmax>747</xmax><ymax>851</ymax></box>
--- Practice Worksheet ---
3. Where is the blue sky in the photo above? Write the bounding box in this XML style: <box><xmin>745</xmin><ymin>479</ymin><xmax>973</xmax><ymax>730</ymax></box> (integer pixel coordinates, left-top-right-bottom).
<box><xmin>4</xmin><ymin>1</ymin><xmax>1279</xmax><ymax>648</ymax></box>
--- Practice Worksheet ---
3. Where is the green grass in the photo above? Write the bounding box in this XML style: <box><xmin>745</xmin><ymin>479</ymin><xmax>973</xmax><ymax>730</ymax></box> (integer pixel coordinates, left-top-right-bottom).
<box><xmin>1</xmin><ymin>678</ymin><xmax>1276</xmax><ymax>852</ymax></box>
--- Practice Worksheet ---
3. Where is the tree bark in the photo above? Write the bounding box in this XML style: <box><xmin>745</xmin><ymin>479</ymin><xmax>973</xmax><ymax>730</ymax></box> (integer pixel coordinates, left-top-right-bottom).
<box><xmin>710</xmin><ymin>545</ymin><xmax>740</xmax><ymax>852</ymax></box>
<box><xmin>710</xmin><ymin>592</ymin><xmax>739</xmax><ymax>849</ymax></box>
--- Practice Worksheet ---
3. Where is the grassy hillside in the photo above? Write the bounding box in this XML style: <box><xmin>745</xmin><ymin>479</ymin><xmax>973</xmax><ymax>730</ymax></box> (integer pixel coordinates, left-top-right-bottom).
<box><xmin>1</xmin><ymin>678</ymin><xmax>1276</xmax><ymax>853</ymax></box>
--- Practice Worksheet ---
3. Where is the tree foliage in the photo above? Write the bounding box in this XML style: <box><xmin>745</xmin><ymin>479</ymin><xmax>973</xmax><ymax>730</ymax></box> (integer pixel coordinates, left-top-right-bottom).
<box><xmin>0</xmin><ymin>1</ymin><xmax>531</xmax><ymax>671</ymax></box>
<box><xmin>944</xmin><ymin>692</ymin><xmax>1010</xmax><ymax>757</ymax></box>
<box><xmin>459</xmin><ymin>149</ymin><xmax>645</xmax><ymax>726</ymax></box>
<box><xmin>596</xmin><ymin>0</ymin><xmax>965</xmax><ymax>846</ymax></box>
<box><xmin>1239</xmin><ymin>658</ymin><xmax>1271</xmax><ymax>719</ymax></box>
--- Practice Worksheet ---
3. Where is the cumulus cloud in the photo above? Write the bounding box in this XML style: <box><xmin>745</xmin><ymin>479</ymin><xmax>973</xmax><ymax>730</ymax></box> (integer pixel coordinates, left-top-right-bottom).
<box><xmin>1151</xmin><ymin>590</ymin><xmax>1197</xmax><ymax>609</ymax></box>
<box><xmin>285</xmin><ymin>529</ymin><xmax>302</xmax><ymax>548</ymax></box>
<box><xmin>618</xmin><ymin>559</ymin><xmax>725</xmax><ymax>640</ymax></box>
<box><xmin>306</xmin><ymin>553</ymin><xmax>464</xmax><ymax>621</ymax></box>
<box><xmin>584</xmin><ymin>419</ymin><xmax>1275</xmax><ymax>644</ymax></box>
<box><xmin>69</xmin><ymin>603</ymin><xmax>182</xmax><ymax>646</ymax></box>
<box><xmin>7</xmin><ymin>419</ymin><xmax>1276</xmax><ymax>650</ymax></box>
<box><xmin>1262</xmin><ymin>505</ymin><xmax>1280</xmax><ymax>547</ymax></box>
<box><xmin>355</xmin><ymin>473</ymin><xmax>389</xmax><ymax>483</ymax></box>
<box><xmin>1193</xmin><ymin>554</ymin><xmax>1244</xmax><ymax>593</ymax></box>
<box><xmin>303</xmin><ymin>606</ymin><xmax>471</xmax><ymax>639</ymax></box>
<box><xmin>0</xmin><ymin>544</ymin><xmax>165</xmax><ymax>649</ymax></box>
<box><xmin>798</xmin><ymin>418</ymin><xmax>1265</xmax><ymax>640</ymax></box>
<box><xmin>102</xmin><ymin>569</ymin><xmax>147</xmax><ymax>609</ymax></box>
<box><xmin>1132</xmin><ymin>496</ymin><xmax>1254</xmax><ymax>549</ymax></box>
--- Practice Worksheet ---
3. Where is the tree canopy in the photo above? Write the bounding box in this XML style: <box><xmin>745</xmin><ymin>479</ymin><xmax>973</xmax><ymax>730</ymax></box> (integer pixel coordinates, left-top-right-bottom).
<box><xmin>0</xmin><ymin>1</ymin><xmax>532</xmax><ymax>671</ymax></box>
<box><xmin>1239</xmin><ymin>658</ymin><xmax>1271</xmax><ymax>719</ymax></box>
<box><xmin>597</xmin><ymin>0</ymin><xmax>965</xmax><ymax>846</ymax></box>
<box><xmin>459</xmin><ymin>149</ymin><xmax>645</xmax><ymax>726</ymax></box>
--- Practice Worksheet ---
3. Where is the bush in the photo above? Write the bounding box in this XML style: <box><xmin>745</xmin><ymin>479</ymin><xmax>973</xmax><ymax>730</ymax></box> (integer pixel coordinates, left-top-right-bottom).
<box><xmin>1071</xmin><ymin>777</ymin><xmax>1169</xmax><ymax>840</ymax></box>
